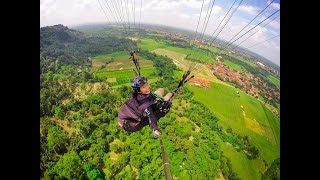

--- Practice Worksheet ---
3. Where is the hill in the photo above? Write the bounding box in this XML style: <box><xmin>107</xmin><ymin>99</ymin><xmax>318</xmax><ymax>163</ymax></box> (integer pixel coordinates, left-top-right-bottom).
<box><xmin>40</xmin><ymin>24</ymin><xmax>280</xmax><ymax>180</ymax></box>
<box><xmin>40</xmin><ymin>24</ymin><xmax>135</xmax><ymax>66</ymax></box>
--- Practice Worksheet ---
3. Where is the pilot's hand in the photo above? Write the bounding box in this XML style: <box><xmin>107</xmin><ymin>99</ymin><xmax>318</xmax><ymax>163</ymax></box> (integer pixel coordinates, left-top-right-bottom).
<box><xmin>153</xmin><ymin>127</ymin><xmax>162</xmax><ymax>138</ymax></box>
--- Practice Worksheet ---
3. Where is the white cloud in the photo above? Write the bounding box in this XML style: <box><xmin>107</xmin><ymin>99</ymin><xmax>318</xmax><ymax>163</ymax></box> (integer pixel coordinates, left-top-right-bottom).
<box><xmin>142</xmin><ymin>0</ymin><xmax>211</xmax><ymax>11</ymax></box>
<box><xmin>251</xmin><ymin>37</ymin><xmax>280</xmax><ymax>66</ymax></box>
<box><xmin>198</xmin><ymin>5</ymin><xmax>222</xmax><ymax>24</ymax></box>
<box><xmin>150</xmin><ymin>0</ymin><xmax>180</xmax><ymax>10</ymax></box>
<box><xmin>41</xmin><ymin>0</ymin><xmax>111</xmax><ymax>27</ymax></box>
<box><xmin>215</xmin><ymin>16</ymin><xmax>279</xmax><ymax>65</ymax></box>
<box><xmin>212</xmin><ymin>5</ymin><xmax>222</xmax><ymax>15</ymax></box>
<box><xmin>268</xmin><ymin>0</ymin><xmax>280</xmax><ymax>9</ymax></box>
<box><xmin>40</xmin><ymin>0</ymin><xmax>280</xmax><ymax>65</ymax></box>
<box><xmin>255</xmin><ymin>13</ymin><xmax>280</xmax><ymax>31</ymax></box>
<box><xmin>143</xmin><ymin>0</ymin><xmax>212</xmax><ymax>11</ymax></box>
<box><xmin>268</xmin><ymin>29</ymin><xmax>279</xmax><ymax>36</ymax></box>
<box><xmin>238</xmin><ymin>5</ymin><xmax>258</xmax><ymax>15</ymax></box>
<box><xmin>251</xmin><ymin>27</ymin><xmax>269</xmax><ymax>42</ymax></box>
<box><xmin>268</xmin><ymin>18</ymin><xmax>280</xmax><ymax>30</ymax></box>
<box><xmin>178</xmin><ymin>13</ymin><xmax>191</xmax><ymax>19</ymax></box>
<box><xmin>75</xmin><ymin>0</ymin><xmax>96</xmax><ymax>9</ymax></box>
<box><xmin>244</xmin><ymin>33</ymin><xmax>280</xmax><ymax>66</ymax></box>
<box><xmin>40</xmin><ymin>0</ymin><xmax>56</xmax><ymax>17</ymax></box>
<box><xmin>181</xmin><ymin>0</ymin><xmax>211</xmax><ymax>9</ymax></box>
<box><xmin>141</xmin><ymin>0</ymin><xmax>157</xmax><ymax>10</ymax></box>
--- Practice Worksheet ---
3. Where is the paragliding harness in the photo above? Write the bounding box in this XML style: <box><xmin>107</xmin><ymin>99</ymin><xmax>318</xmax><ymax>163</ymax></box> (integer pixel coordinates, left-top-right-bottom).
<box><xmin>118</xmin><ymin>94</ymin><xmax>155</xmax><ymax>131</ymax></box>
<box><xmin>118</xmin><ymin>50</ymin><xmax>164</xmax><ymax>131</ymax></box>
<box><xmin>129</xmin><ymin>49</ymin><xmax>172</xmax><ymax>114</ymax></box>
<box><xmin>118</xmin><ymin>50</ymin><xmax>194</xmax><ymax>131</ymax></box>
<box><xmin>129</xmin><ymin>50</ymin><xmax>195</xmax><ymax>115</ymax></box>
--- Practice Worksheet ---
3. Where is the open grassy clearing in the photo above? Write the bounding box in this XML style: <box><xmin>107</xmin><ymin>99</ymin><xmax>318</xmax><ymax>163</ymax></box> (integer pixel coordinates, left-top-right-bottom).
<box><xmin>266</xmin><ymin>74</ymin><xmax>280</xmax><ymax>90</ymax></box>
<box><xmin>138</xmin><ymin>38</ymin><xmax>166</xmax><ymax>51</ymax></box>
<box><xmin>95</xmin><ymin>67</ymin><xmax>157</xmax><ymax>86</ymax></box>
<box><xmin>139</xmin><ymin>38</ymin><xmax>215</xmax><ymax>63</ymax></box>
<box><xmin>146</xmin><ymin>33</ymin><xmax>165</xmax><ymax>37</ymax></box>
<box><xmin>188</xmin><ymin>82</ymin><xmax>280</xmax><ymax>166</ymax></box>
<box><xmin>92</xmin><ymin>51</ymin><xmax>154</xmax><ymax>70</ymax></box>
<box><xmin>153</xmin><ymin>48</ymin><xmax>224</xmax><ymax>85</ymax></box>
<box><xmin>219</xmin><ymin>141</ymin><xmax>265</xmax><ymax>180</ymax></box>
<box><xmin>223</xmin><ymin>60</ymin><xmax>248</xmax><ymax>73</ymax></box>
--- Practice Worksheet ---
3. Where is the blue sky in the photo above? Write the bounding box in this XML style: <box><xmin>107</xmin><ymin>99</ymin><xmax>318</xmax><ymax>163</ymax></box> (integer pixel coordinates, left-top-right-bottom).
<box><xmin>40</xmin><ymin>0</ymin><xmax>280</xmax><ymax>66</ymax></box>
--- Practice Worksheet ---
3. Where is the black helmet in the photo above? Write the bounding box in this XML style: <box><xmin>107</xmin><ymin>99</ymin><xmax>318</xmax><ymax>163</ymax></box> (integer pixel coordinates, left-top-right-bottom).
<box><xmin>130</xmin><ymin>50</ymin><xmax>135</xmax><ymax>56</ymax></box>
<box><xmin>131</xmin><ymin>76</ymin><xmax>147</xmax><ymax>89</ymax></box>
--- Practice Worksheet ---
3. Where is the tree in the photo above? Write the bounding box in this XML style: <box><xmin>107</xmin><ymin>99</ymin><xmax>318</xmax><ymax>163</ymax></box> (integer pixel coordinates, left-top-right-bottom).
<box><xmin>261</xmin><ymin>158</ymin><xmax>280</xmax><ymax>180</ymax></box>
<box><xmin>53</xmin><ymin>151</ymin><xmax>84</xmax><ymax>179</ymax></box>
<box><xmin>47</xmin><ymin>126</ymin><xmax>68</xmax><ymax>153</ymax></box>
<box><xmin>81</xmin><ymin>70</ymin><xmax>92</xmax><ymax>82</ymax></box>
<box><xmin>89</xmin><ymin>104</ymin><xmax>102</xmax><ymax>116</ymax></box>
<box><xmin>247</xmin><ymin>145</ymin><xmax>260</xmax><ymax>159</ymax></box>
<box><xmin>83</xmin><ymin>163</ymin><xmax>104</xmax><ymax>180</ymax></box>
<box><xmin>87</xmin><ymin>169</ymin><xmax>104</xmax><ymax>180</ymax></box>
<box><xmin>40</xmin><ymin>88</ymin><xmax>51</xmax><ymax>116</ymax></box>
<box><xmin>54</xmin><ymin>106</ymin><xmax>65</xmax><ymax>119</ymax></box>
<box><xmin>110</xmin><ymin>143</ymin><xmax>122</xmax><ymax>153</ymax></box>
<box><xmin>79</xmin><ymin>142</ymin><xmax>107</xmax><ymax>166</ymax></box>
<box><xmin>226</xmin><ymin>127</ymin><xmax>233</xmax><ymax>134</ymax></box>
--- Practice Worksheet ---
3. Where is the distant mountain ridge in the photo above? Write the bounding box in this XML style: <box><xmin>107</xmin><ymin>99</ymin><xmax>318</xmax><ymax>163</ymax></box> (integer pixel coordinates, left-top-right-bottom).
<box><xmin>40</xmin><ymin>24</ymin><xmax>133</xmax><ymax>66</ymax></box>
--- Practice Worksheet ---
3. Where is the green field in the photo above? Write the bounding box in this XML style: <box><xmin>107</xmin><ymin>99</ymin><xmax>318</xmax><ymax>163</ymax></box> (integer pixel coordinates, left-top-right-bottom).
<box><xmin>154</xmin><ymin>49</ymin><xmax>221</xmax><ymax>83</ymax></box>
<box><xmin>138</xmin><ymin>38</ymin><xmax>215</xmax><ymax>63</ymax></box>
<box><xmin>92</xmin><ymin>51</ymin><xmax>130</xmax><ymax>61</ymax></box>
<box><xmin>207</xmin><ymin>46</ymin><xmax>226</xmax><ymax>55</ymax></box>
<box><xmin>266</xmin><ymin>74</ymin><xmax>280</xmax><ymax>90</ymax></box>
<box><xmin>146</xmin><ymin>33</ymin><xmax>165</xmax><ymax>37</ymax></box>
<box><xmin>227</xmin><ymin>52</ymin><xmax>258</xmax><ymax>68</ymax></box>
<box><xmin>106</xmin><ymin>59</ymin><xmax>153</xmax><ymax>71</ymax></box>
<box><xmin>206</xmin><ymin>46</ymin><xmax>258</xmax><ymax>68</ymax></box>
<box><xmin>223</xmin><ymin>60</ymin><xmax>247</xmax><ymax>73</ymax></box>
<box><xmin>220</xmin><ymin>142</ymin><xmax>264</xmax><ymax>180</ymax></box>
<box><xmin>92</xmin><ymin>51</ymin><xmax>157</xmax><ymax>86</ymax></box>
<box><xmin>138</xmin><ymin>39</ymin><xmax>166</xmax><ymax>51</ymax></box>
<box><xmin>152</xmin><ymin>48</ymin><xmax>186</xmax><ymax>61</ymax></box>
<box><xmin>187</xmin><ymin>82</ymin><xmax>280</xmax><ymax>179</ymax></box>
<box><xmin>92</xmin><ymin>51</ymin><xmax>154</xmax><ymax>70</ymax></box>
<box><xmin>185</xmin><ymin>48</ymin><xmax>215</xmax><ymax>63</ymax></box>
<box><xmin>95</xmin><ymin>67</ymin><xmax>157</xmax><ymax>86</ymax></box>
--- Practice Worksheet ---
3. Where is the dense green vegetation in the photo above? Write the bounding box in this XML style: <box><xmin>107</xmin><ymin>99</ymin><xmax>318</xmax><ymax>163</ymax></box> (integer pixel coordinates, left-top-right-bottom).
<box><xmin>261</xmin><ymin>158</ymin><xmax>280</xmax><ymax>180</ymax></box>
<box><xmin>40</xmin><ymin>25</ymin><xmax>280</xmax><ymax>180</ymax></box>
<box><xmin>40</xmin><ymin>24</ymin><xmax>135</xmax><ymax>66</ymax></box>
